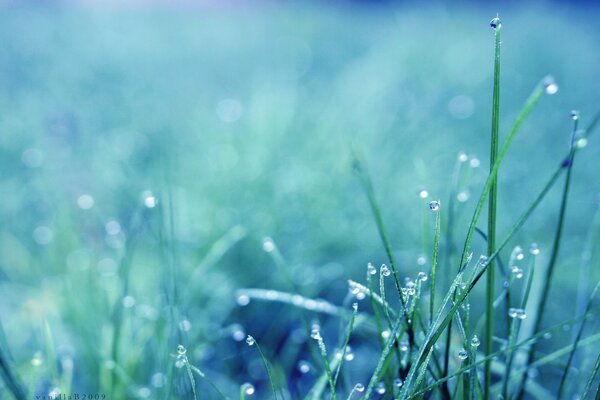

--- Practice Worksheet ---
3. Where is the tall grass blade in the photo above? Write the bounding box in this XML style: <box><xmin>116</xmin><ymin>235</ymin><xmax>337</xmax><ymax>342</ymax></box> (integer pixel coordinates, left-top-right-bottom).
<box><xmin>485</xmin><ymin>17</ymin><xmax>502</xmax><ymax>399</ymax></box>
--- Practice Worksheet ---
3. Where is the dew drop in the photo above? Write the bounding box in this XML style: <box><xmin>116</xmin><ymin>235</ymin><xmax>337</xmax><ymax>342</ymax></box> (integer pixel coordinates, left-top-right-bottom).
<box><xmin>262</xmin><ymin>237</ymin><xmax>275</xmax><ymax>252</ymax></box>
<box><xmin>352</xmin><ymin>302</ymin><xmax>358</xmax><ymax>312</ymax></box>
<box><xmin>543</xmin><ymin>76</ymin><xmax>559</xmax><ymax>95</ymax></box>
<box><xmin>543</xmin><ymin>332</ymin><xmax>552</xmax><ymax>340</ymax></box>
<box><xmin>245</xmin><ymin>335</ymin><xmax>255</xmax><ymax>346</ymax></box>
<box><xmin>376</xmin><ymin>381</ymin><xmax>386</xmax><ymax>394</ymax></box>
<box><xmin>471</xmin><ymin>335</ymin><xmax>480</xmax><ymax>349</ymax></box>
<box><xmin>513</xmin><ymin>245</ymin><xmax>525</xmax><ymax>261</ymax></box>
<box><xmin>478</xmin><ymin>255</ymin><xmax>489</xmax><ymax>267</ymax></box>
<box><xmin>344</xmin><ymin>345</ymin><xmax>355</xmax><ymax>361</ymax></box>
<box><xmin>297</xmin><ymin>360</ymin><xmax>311</xmax><ymax>374</ymax></box>
<box><xmin>417</xmin><ymin>187</ymin><xmax>429</xmax><ymax>199</ymax></box>
<box><xmin>429</xmin><ymin>200</ymin><xmax>440</xmax><ymax>212</ymax></box>
<box><xmin>177</xmin><ymin>345</ymin><xmax>186</xmax><ymax>356</ymax></box>
<box><xmin>232</xmin><ymin>324</ymin><xmax>246</xmax><ymax>342</ymax></box>
<box><xmin>142</xmin><ymin>191</ymin><xmax>158</xmax><ymax>208</ymax></box>
<box><xmin>241</xmin><ymin>382</ymin><xmax>255</xmax><ymax>395</ymax></box>
<box><xmin>529</xmin><ymin>243</ymin><xmax>540</xmax><ymax>255</ymax></box>
<box><xmin>354</xmin><ymin>383</ymin><xmax>365</xmax><ymax>392</ymax></box>
<box><xmin>470</xmin><ymin>158</ymin><xmax>480</xmax><ymax>168</ymax></box>
<box><xmin>458</xmin><ymin>348</ymin><xmax>468</xmax><ymax>360</ymax></box>
<box><xmin>458</xmin><ymin>152</ymin><xmax>468</xmax><ymax>162</ymax></box>
<box><xmin>457</xmin><ymin>191</ymin><xmax>470</xmax><ymax>202</ymax></box>
<box><xmin>571</xmin><ymin>110</ymin><xmax>580</xmax><ymax>121</ymax></box>
<box><xmin>237</xmin><ymin>295</ymin><xmax>250</xmax><ymax>306</ymax></box>
<box><xmin>310</xmin><ymin>327</ymin><xmax>321</xmax><ymax>340</ymax></box>
<box><xmin>381</xmin><ymin>264</ymin><xmax>391</xmax><ymax>277</ymax></box>
<box><xmin>381</xmin><ymin>330</ymin><xmax>391</xmax><ymax>340</ymax></box>
<box><xmin>490</xmin><ymin>16</ymin><xmax>501</xmax><ymax>29</ymax></box>
<box><xmin>508</xmin><ymin>308</ymin><xmax>527</xmax><ymax>319</ymax></box>
<box><xmin>418</xmin><ymin>272</ymin><xmax>428</xmax><ymax>282</ymax></box>
<box><xmin>511</xmin><ymin>266</ymin><xmax>524</xmax><ymax>279</ymax></box>
<box><xmin>394</xmin><ymin>378</ymin><xmax>403</xmax><ymax>389</ymax></box>
<box><xmin>367</xmin><ymin>262</ymin><xmax>377</xmax><ymax>275</ymax></box>
<box><xmin>399</xmin><ymin>341</ymin><xmax>409</xmax><ymax>352</ymax></box>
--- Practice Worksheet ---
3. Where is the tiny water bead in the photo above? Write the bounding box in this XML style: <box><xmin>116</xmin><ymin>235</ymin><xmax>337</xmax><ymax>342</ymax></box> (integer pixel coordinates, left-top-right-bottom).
<box><xmin>177</xmin><ymin>345</ymin><xmax>187</xmax><ymax>356</ymax></box>
<box><xmin>310</xmin><ymin>327</ymin><xmax>322</xmax><ymax>340</ymax></box>
<box><xmin>471</xmin><ymin>335</ymin><xmax>480</xmax><ymax>349</ymax></box>
<box><xmin>543</xmin><ymin>76</ymin><xmax>559</xmax><ymax>95</ymax></box>
<box><xmin>417</xmin><ymin>187</ymin><xmax>429</xmax><ymax>199</ymax></box>
<box><xmin>529</xmin><ymin>243</ymin><xmax>540</xmax><ymax>255</ymax></box>
<box><xmin>513</xmin><ymin>245</ymin><xmax>525</xmax><ymax>261</ymax></box>
<box><xmin>394</xmin><ymin>378</ymin><xmax>403</xmax><ymax>389</ymax></box>
<box><xmin>511</xmin><ymin>266</ymin><xmax>524</xmax><ymax>279</ymax></box>
<box><xmin>458</xmin><ymin>151</ymin><xmax>469</xmax><ymax>162</ymax></box>
<box><xmin>345</xmin><ymin>345</ymin><xmax>355</xmax><ymax>361</ymax></box>
<box><xmin>237</xmin><ymin>294</ymin><xmax>251</xmax><ymax>306</ymax></box>
<box><xmin>478</xmin><ymin>255</ymin><xmax>489</xmax><ymax>267</ymax></box>
<box><xmin>571</xmin><ymin>110</ymin><xmax>580</xmax><ymax>121</ymax></box>
<box><xmin>490</xmin><ymin>16</ymin><xmax>501</xmax><ymax>29</ymax></box>
<box><xmin>508</xmin><ymin>308</ymin><xmax>527</xmax><ymax>319</ymax></box>
<box><xmin>142</xmin><ymin>190</ymin><xmax>158</xmax><ymax>208</ymax></box>
<box><xmin>418</xmin><ymin>272</ymin><xmax>428</xmax><ymax>282</ymax></box>
<box><xmin>245</xmin><ymin>335</ymin><xmax>255</xmax><ymax>346</ymax></box>
<box><xmin>575</xmin><ymin>130</ymin><xmax>588</xmax><ymax>149</ymax></box>
<box><xmin>297</xmin><ymin>360</ymin><xmax>311</xmax><ymax>374</ymax></box>
<box><xmin>262</xmin><ymin>237</ymin><xmax>275</xmax><ymax>252</ymax></box>
<box><xmin>241</xmin><ymin>382</ymin><xmax>255</xmax><ymax>395</ymax></box>
<box><xmin>399</xmin><ymin>340</ymin><xmax>409</xmax><ymax>352</ymax></box>
<box><xmin>429</xmin><ymin>200</ymin><xmax>440</xmax><ymax>212</ymax></box>
<box><xmin>381</xmin><ymin>330</ymin><xmax>391</xmax><ymax>340</ymax></box>
<box><xmin>458</xmin><ymin>348</ymin><xmax>468</xmax><ymax>360</ymax></box>
<box><xmin>470</xmin><ymin>158</ymin><xmax>480</xmax><ymax>168</ymax></box>
<box><xmin>352</xmin><ymin>302</ymin><xmax>359</xmax><ymax>312</ymax></box>
<box><xmin>367</xmin><ymin>262</ymin><xmax>377</xmax><ymax>275</ymax></box>
<box><xmin>457</xmin><ymin>191</ymin><xmax>470</xmax><ymax>202</ymax></box>
<box><xmin>354</xmin><ymin>383</ymin><xmax>365</xmax><ymax>392</ymax></box>
<box><xmin>375</xmin><ymin>381</ymin><xmax>386</xmax><ymax>394</ymax></box>
<box><xmin>381</xmin><ymin>264</ymin><xmax>391</xmax><ymax>277</ymax></box>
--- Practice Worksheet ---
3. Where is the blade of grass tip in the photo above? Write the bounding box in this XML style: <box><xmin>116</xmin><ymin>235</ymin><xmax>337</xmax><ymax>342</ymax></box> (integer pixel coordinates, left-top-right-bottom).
<box><xmin>444</xmin><ymin>74</ymin><xmax>548</xmax><ymax>388</ymax></box>
<box><xmin>485</xmin><ymin>15</ymin><xmax>502</xmax><ymax>400</ymax></box>
<box><xmin>333</xmin><ymin>303</ymin><xmax>358</xmax><ymax>387</ymax></box>
<box><xmin>557</xmin><ymin>281</ymin><xmax>600</xmax><ymax>399</ymax></box>
<box><xmin>174</xmin><ymin>345</ymin><xmax>198</xmax><ymax>400</ymax></box>
<box><xmin>407</xmin><ymin>307</ymin><xmax>600</xmax><ymax>399</ymax></box>
<box><xmin>246</xmin><ymin>336</ymin><xmax>280</xmax><ymax>400</ymax></box>
<box><xmin>516</xmin><ymin>110</ymin><xmax>581</xmax><ymax>400</ymax></box>
<box><xmin>582</xmin><ymin>352</ymin><xmax>600</xmax><ymax>400</ymax></box>
<box><xmin>430</xmin><ymin>205</ymin><xmax>441</xmax><ymax>327</ymax></box>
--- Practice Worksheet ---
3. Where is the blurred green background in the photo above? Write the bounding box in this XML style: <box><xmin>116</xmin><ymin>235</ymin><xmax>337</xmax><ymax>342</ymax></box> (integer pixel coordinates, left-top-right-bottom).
<box><xmin>1</xmin><ymin>1</ymin><xmax>599</xmax><ymax>398</ymax></box>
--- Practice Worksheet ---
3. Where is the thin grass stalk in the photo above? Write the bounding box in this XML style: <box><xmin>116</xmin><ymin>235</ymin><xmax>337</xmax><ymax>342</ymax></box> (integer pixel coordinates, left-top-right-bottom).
<box><xmin>250</xmin><ymin>337</ymin><xmax>280</xmax><ymax>400</ymax></box>
<box><xmin>430</xmin><ymin>207</ymin><xmax>441</xmax><ymax>326</ymax></box>
<box><xmin>333</xmin><ymin>304</ymin><xmax>359</xmax><ymax>387</ymax></box>
<box><xmin>557</xmin><ymin>281</ymin><xmax>600</xmax><ymax>399</ymax></box>
<box><xmin>516</xmin><ymin>113</ymin><xmax>580</xmax><ymax>399</ymax></box>
<box><xmin>582</xmin><ymin>352</ymin><xmax>600</xmax><ymax>400</ymax></box>
<box><xmin>485</xmin><ymin>17</ymin><xmax>502</xmax><ymax>398</ymax></box>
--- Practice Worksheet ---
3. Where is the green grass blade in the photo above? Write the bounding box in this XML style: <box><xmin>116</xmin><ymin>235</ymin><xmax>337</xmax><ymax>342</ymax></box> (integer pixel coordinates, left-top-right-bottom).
<box><xmin>430</xmin><ymin>205</ymin><xmax>441</xmax><ymax>326</ymax></box>
<box><xmin>333</xmin><ymin>303</ymin><xmax>359</xmax><ymax>386</ymax></box>
<box><xmin>485</xmin><ymin>17</ymin><xmax>502</xmax><ymax>399</ymax></box>
<box><xmin>247</xmin><ymin>336</ymin><xmax>280</xmax><ymax>400</ymax></box>
<box><xmin>557</xmin><ymin>280</ymin><xmax>600</xmax><ymax>399</ymax></box>
<box><xmin>582</xmin><ymin>352</ymin><xmax>600</xmax><ymax>400</ymax></box>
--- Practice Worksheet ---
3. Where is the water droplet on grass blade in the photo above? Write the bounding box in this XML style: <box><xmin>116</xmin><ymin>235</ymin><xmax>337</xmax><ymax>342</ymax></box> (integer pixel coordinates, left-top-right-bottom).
<box><xmin>237</xmin><ymin>295</ymin><xmax>250</xmax><ymax>306</ymax></box>
<box><xmin>490</xmin><ymin>16</ymin><xmax>501</xmax><ymax>29</ymax></box>
<box><xmin>471</xmin><ymin>335</ymin><xmax>480</xmax><ymax>349</ymax></box>
<box><xmin>241</xmin><ymin>382</ymin><xmax>255</xmax><ymax>395</ymax></box>
<box><xmin>458</xmin><ymin>348</ymin><xmax>468</xmax><ymax>360</ymax></box>
<box><xmin>429</xmin><ymin>200</ymin><xmax>440</xmax><ymax>211</ymax></box>
<box><xmin>245</xmin><ymin>335</ymin><xmax>255</xmax><ymax>346</ymax></box>
<box><xmin>508</xmin><ymin>308</ymin><xmax>527</xmax><ymax>319</ymax></box>
<box><xmin>297</xmin><ymin>360</ymin><xmax>311</xmax><ymax>374</ymax></box>
<box><xmin>142</xmin><ymin>190</ymin><xmax>157</xmax><ymax>208</ymax></box>
<box><xmin>511</xmin><ymin>266</ymin><xmax>524</xmax><ymax>279</ymax></box>
<box><xmin>177</xmin><ymin>345</ymin><xmax>186</xmax><ymax>355</ymax></box>
<box><xmin>417</xmin><ymin>186</ymin><xmax>429</xmax><ymax>199</ymax></box>
<box><xmin>458</xmin><ymin>151</ymin><xmax>468</xmax><ymax>162</ymax></box>
<box><xmin>381</xmin><ymin>264</ymin><xmax>391</xmax><ymax>277</ymax></box>
<box><xmin>571</xmin><ymin>110</ymin><xmax>580</xmax><ymax>120</ymax></box>
<box><xmin>345</xmin><ymin>345</ymin><xmax>355</xmax><ymax>361</ymax></box>
<box><xmin>529</xmin><ymin>243</ymin><xmax>540</xmax><ymax>255</ymax></box>
<box><xmin>376</xmin><ymin>381</ymin><xmax>386</xmax><ymax>394</ymax></box>
<box><xmin>418</xmin><ymin>272</ymin><xmax>428</xmax><ymax>281</ymax></box>
<box><xmin>262</xmin><ymin>237</ymin><xmax>275</xmax><ymax>252</ymax></box>
<box><xmin>354</xmin><ymin>383</ymin><xmax>365</xmax><ymax>392</ymax></box>
<box><xmin>543</xmin><ymin>76</ymin><xmax>559</xmax><ymax>95</ymax></box>
<box><xmin>367</xmin><ymin>262</ymin><xmax>376</xmax><ymax>275</ymax></box>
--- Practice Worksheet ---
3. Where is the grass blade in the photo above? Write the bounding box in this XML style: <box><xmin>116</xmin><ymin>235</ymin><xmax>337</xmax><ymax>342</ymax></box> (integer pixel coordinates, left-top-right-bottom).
<box><xmin>485</xmin><ymin>17</ymin><xmax>502</xmax><ymax>399</ymax></box>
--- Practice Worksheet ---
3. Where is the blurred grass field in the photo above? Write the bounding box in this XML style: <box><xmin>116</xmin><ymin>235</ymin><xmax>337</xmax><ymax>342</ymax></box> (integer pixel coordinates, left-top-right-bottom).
<box><xmin>1</xmin><ymin>1</ymin><xmax>600</xmax><ymax>399</ymax></box>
